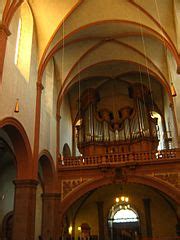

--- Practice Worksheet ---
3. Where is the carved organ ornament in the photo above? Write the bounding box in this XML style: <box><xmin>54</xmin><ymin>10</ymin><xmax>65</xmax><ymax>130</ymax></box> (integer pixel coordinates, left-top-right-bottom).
<box><xmin>76</xmin><ymin>83</ymin><xmax>159</xmax><ymax>155</ymax></box>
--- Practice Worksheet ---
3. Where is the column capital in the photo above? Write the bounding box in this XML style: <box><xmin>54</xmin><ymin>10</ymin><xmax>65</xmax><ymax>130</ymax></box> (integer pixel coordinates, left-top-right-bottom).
<box><xmin>177</xmin><ymin>65</ymin><xmax>180</xmax><ymax>75</ymax></box>
<box><xmin>13</xmin><ymin>179</ymin><xmax>39</xmax><ymax>188</ymax></box>
<box><xmin>41</xmin><ymin>192</ymin><xmax>61</xmax><ymax>200</ymax></box>
<box><xmin>36</xmin><ymin>82</ymin><xmax>44</xmax><ymax>91</ymax></box>
<box><xmin>56</xmin><ymin>113</ymin><xmax>61</xmax><ymax>121</ymax></box>
<box><xmin>96</xmin><ymin>201</ymin><xmax>104</xmax><ymax>206</ymax></box>
<box><xmin>0</xmin><ymin>23</ymin><xmax>11</xmax><ymax>36</ymax></box>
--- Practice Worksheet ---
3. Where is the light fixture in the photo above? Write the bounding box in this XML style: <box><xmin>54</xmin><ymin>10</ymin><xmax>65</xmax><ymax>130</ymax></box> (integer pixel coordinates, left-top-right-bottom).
<box><xmin>14</xmin><ymin>98</ymin><xmax>19</xmax><ymax>113</ymax></box>
<box><xmin>170</xmin><ymin>82</ymin><xmax>177</xmax><ymax>97</ymax></box>
<box><xmin>68</xmin><ymin>226</ymin><xmax>72</xmax><ymax>235</ymax></box>
<box><xmin>121</xmin><ymin>196</ymin><xmax>125</xmax><ymax>202</ymax></box>
<box><xmin>115</xmin><ymin>195</ymin><xmax>130</xmax><ymax>210</ymax></box>
<box><xmin>78</xmin><ymin>226</ymin><xmax>81</xmax><ymax>231</ymax></box>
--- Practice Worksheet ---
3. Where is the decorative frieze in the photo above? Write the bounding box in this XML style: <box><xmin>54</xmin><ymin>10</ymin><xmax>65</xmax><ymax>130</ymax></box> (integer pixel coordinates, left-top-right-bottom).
<box><xmin>154</xmin><ymin>173</ymin><xmax>180</xmax><ymax>189</ymax></box>
<box><xmin>61</xmin><ymin>178</ymin><xmax>92</xmax><ymax>199</ymax></box>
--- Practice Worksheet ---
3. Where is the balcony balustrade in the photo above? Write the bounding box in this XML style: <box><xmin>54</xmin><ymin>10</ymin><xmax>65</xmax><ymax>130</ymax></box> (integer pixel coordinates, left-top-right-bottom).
<box><xmin>58</xmin><ymin>148</ymin><xmax>180</xmax><ymax>169</ymax></box>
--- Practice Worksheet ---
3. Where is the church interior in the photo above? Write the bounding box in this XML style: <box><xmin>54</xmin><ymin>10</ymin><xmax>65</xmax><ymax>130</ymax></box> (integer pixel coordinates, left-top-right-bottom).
<box><xmin>0</xmin><ymin>0</ymin><xmax>180</xmax><ymax>240</ymax></box>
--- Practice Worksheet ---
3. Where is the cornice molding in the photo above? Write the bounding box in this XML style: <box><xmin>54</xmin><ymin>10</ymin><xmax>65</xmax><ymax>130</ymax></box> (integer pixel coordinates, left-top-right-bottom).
<box><xmin>0</xmin><ymin>23</ymin><xmax>11</xmax><ymax>36</ymax></box>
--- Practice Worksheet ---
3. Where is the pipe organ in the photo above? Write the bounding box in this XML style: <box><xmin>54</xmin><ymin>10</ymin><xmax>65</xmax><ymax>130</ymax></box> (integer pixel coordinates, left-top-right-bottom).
<box><xmin>76</xmin><ymin>84</ymin><xmax>159</xmax><ymax>155</ymax></box>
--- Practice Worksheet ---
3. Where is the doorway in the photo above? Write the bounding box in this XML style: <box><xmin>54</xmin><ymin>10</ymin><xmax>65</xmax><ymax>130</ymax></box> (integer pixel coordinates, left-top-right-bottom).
<box><xmin>108</xmin><ymin>206</ymin><xmax>140</xmax><ymax>240</ymax></box>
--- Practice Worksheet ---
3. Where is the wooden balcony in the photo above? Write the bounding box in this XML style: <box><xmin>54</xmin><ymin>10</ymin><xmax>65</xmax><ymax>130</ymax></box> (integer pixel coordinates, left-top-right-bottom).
<box><xmin>58</xmin><ymin>148</ymin><xmax>180</xmax><ymax>170</ymax></box>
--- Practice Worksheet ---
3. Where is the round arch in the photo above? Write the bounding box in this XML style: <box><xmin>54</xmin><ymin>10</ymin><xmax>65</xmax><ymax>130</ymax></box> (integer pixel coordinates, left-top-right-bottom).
<box><xmin>62</xmin><ymin>143</ymin><xmax>71</xmax><ymax>157</ymax></box>
<box><xmin>39</xmin><ymin>19</ymin><xmax>179</xmax><ymax>81</ymax></box>
<box><xmin>38</xmin><ymin>150</ymin><xmax>57</xmax><ymax>193</ymax></box>
<box><xmin>0</xmin><ymin>117</ymin><xmax>33</xmax><ymax>179</ymax></box>
<box><xmin>1</xmin><ymin>211</ymin><xmax>13</xmax><ymax>240</ymax></box>
<box><xmin>60</xmin><ymin>175</ymin><xmax>180</xmax><ymax>217</ymax></box>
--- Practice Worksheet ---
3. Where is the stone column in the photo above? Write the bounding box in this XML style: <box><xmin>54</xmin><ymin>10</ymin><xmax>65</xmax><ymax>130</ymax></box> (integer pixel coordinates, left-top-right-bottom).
<box><xmin>12</xmin><ymin>179</ymin><xmax>38</xmax><ymax>240</ymax></box>
<box><xmin>143</xmin><ymin>198</ymin><xmax>152</xmax><ymax>238</ymax></box>
<box><xmin>176</xmin><ymin>206</ymin><xmax>180</xmax><ymax>236</ymax></box>
<box><xmin>96</xmin><ymin>201</ymin><xmax>105</xmax><ymax>240</ymax></box>
<box><xmin>0</xmin><ymin>24</ymin><xmax>10</xmax><ymax>87</ymax></box>
<box><xmin>176</xmin><ymin>219</ymin><xmax>180</xmax><ymax>237</ymax></box>
<box><xmin>41</xmin><ymin>193</ymin><xmax>61</xmax><ymax>240</ymax></box>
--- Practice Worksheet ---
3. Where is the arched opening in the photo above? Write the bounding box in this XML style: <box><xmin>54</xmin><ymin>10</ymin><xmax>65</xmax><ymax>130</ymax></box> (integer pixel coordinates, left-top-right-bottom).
<box><xmin>0</xmin><ymin>119</ymin><xmax>32</xmax><ymax>239</ymax></box>
<box><xmin>151</xmin><ymin>111</ymin><xmax>165</xmax><ymax>150</ymax></box>
<box><xmin>0</xmin><ymin>134</ymin><xmax>16</xmax><ymax>240</ymax></box>
<box><xmin>38</xmin><ymin>151</ymin><xmax>56</xmax><ymax>193</ymax></box>
<box><xmin>63</xmin><ymin>143</ymin><xmax>71</xmax><ymax>158</ymax></box>
<box><xmin>0</xmin><ymin>118</ymin><xmax>32</xmax><ymax>179</ymax></box>
<box><xmin>61</xmin><ymin>70</ymin><xmax>175</xmax><ymax>158</ymax></box>
<box><xmin>2</xmin><ymin>211</ymin><xmax>13</xmax><ymax>240</ymax></box>
<box><xmin>61</xmin><ymin>180</ymin><xmax>179</xmax><ymax>240</ymax></box>
<box><xmin>0</xmin><ymin>135</ymin><xmax>16</xmax><ymax>240</ymax></box>
<box><xmin>37</xmin><ymin>151</ymin><xmax>57</xmax><ymax>240</ymax></box>
<box><xmin>108</xmin><ymin>204</ymin><xmax>140</xmax><ymax>240</ymax></box>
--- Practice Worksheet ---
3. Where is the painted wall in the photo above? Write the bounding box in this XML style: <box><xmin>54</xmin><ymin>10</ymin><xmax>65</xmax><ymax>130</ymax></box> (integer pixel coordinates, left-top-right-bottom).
<box><xmin>0</xmin><ymin>0</ymin><xmax>6</xmax><ymax>20</ymax></box>
<box><xmin>60</xmin><ymin>94</ymin><xmax>73</xmax><ymax>155</ymax></box>
<box><xmin>166</xmin><ymin>49</ymin><xmax>180</xmax><ymax>146</ymax></box>
<box><xmin>39</xmin><ymin>59</ymin><xmax>58</xmax><ymax>162</ymax></box>
<box><xmin>0</xmin><ymin>5</ymin><xmax>37</xmax><ymax>149</ymax></box>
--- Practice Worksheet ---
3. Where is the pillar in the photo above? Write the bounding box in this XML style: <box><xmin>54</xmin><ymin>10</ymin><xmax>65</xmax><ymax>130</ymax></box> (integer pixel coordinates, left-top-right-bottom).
<box><xmin>0</xmin><ymin>24</ymin><xmax>11</xmax><ymax>87</ymax></box>
<box><xmin>143</xmin><ymin>198</ymin><xmax>152</xmax><ymax>238</ymax></box>
<box><xmin>12</xmin><ymin>179</ymin><xmax>38</xmax><ymax>240</ymax></box>
<box><xmin>176</xmin><ymin>206</ymin><xmax>180</xmax><ymax>236</ymax></box>
<box><xmin>96</xmin><ymin>201</ymin><xmax>105</xmax><ymax>240</ymax></box>
<box><xmin>41</xmin><ymin>193</ymin><xmax>61</xmax><ymax>240</ymax></box>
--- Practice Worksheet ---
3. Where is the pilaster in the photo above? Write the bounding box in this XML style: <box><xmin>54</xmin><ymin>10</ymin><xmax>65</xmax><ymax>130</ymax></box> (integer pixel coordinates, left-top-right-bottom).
<box><xmin>96</xmin><ymin>201</ymin><xmax>105</xmax><ymax>240</ymax></box>
<box><xmin>0</xmin><ymin>24</ymin><xmax>11</xmax><ymax>87</ymax></box>
<box><xmin>143</xmin><ymin>198</ymin><xmax>152</xmax><ymax>238</ymax></box>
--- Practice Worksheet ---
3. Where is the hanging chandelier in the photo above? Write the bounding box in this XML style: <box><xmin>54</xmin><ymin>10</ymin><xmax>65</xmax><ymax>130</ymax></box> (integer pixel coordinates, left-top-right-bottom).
<box><xmin>115</xmin><ymin>196</ymin><xmax>130</xmax><ymax>209</ymax></box>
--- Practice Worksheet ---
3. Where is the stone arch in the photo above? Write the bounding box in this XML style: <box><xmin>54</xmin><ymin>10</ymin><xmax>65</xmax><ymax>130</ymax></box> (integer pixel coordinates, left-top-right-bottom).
<box><xmin>38</xmin><ymin>150</ymin><xmax>57</xmax><ymax>193</ymax></box>
<box><xmin>0</xmin><ymin>117</ymin><xmax>33</xmax><ymax>179</ymax></box>
<box><xmin>1</xmin><ymin>211</ymin><xmax>13</xmax><ymax>240</ymax></box>
<box><xmin>63</xmin><ymin>143</ymin><xmax>71</xmax><ymax>157</ymax></box>
<box><xmin>60</xmin><ymin>175</ymin><xmax>180</xmax><ymax>216</ymax></box>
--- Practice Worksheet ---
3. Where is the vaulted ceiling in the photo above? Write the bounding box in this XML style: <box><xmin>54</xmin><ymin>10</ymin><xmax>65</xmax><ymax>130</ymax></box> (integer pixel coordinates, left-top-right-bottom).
<box><xmin>1</xmin><ymin>0</ymin><xmax>180</xmax><ymax>101</ymax></box>
<box><xmin>27</xmin><ymin>0</ymin><xmax>180</xmax><ymax>94</ymax></box>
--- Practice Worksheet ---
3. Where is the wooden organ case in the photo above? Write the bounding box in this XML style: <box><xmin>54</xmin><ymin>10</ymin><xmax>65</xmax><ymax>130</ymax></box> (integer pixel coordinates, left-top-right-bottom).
<box><xmin>76</xmin><ymin>83</ymin><xmax>159</xmax><ymax>156</ymax></box>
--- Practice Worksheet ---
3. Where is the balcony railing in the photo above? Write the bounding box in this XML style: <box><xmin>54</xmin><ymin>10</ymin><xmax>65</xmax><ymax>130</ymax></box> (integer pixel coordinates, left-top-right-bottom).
<box><xmin>58</xmin><ymin>148</ymin><xmax>180</xmax><ymax>169</ymax></box>
<box><xmin>141</xmin><ymin>238</ymin><xmax>180</xmax><ymax>240</ymax></box>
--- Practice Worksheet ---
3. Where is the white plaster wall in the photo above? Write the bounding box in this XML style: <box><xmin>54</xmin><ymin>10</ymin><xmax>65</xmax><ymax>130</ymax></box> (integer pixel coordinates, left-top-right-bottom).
<box><xmin>39</xmin><ymin>59</ymin><xmax>57</xmax><ymax>162</ymax></box>
<box><xmin>48</xmin><ymin>0</ymin><xmax>165</xmax><ymax>56</ymax></box>
<box><xmin>166</xmin><ymin>49</ymin><xmax>180</xmax><ymax>145</ymax></box>
<box><xmin>0</xmin><ymin>0</ymin><xmax>6</xmax><ymax>20</ymax></box>
<box><xmin>60</xmin><ymin>94</ymin><xmax>72</xmax><ymax>155</ymax></box>
<box><xmin>66</xmin><ymin>41</ymin><xmax>163</xmax><ymax>88</ymax></box>
<box><xmin>0</xmin><ymin>8</ymin><xmax>37</xmax><ymax>149</ymax></box>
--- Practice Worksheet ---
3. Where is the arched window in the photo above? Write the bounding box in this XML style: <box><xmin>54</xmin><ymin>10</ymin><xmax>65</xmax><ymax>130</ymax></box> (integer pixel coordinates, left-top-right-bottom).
<box><xmin>108</xmin><ymin>204</ymin><xmax>140</xmax><ymax>240</ymax></box>
<box><xmin>14</xmin><ymin>1</ymin><xmax>33</xmax><ymax>81</ymax></box>
<box><xmin>151</xmin><ymin>111</ymin><xmax>164</xmax><ymax>150</ymax></box>
<box><xmin>108</xmin><ymin>203</ymin><xmax>139</xmax><ymax>224</ymax></box>
<box><xmin>113</xmin><ymin>208</ymin><xmax>139</xmax><ymax>223</ymax></box>
<box><xmin>63</xmin><ymin>143</ymin><xmax>71</xmax><ymax>157</ymax></box>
